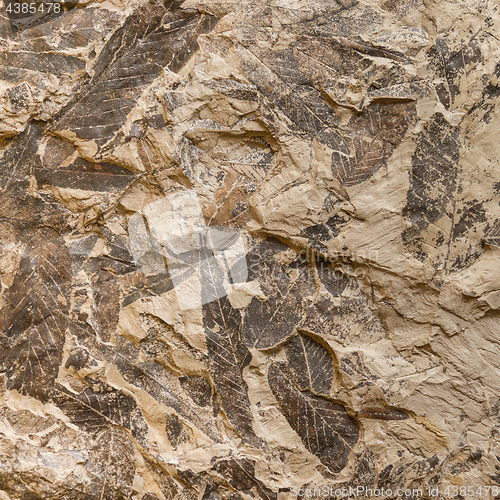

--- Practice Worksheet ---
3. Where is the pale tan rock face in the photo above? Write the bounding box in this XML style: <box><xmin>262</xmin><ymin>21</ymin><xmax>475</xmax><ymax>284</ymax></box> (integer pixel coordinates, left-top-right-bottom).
<box><xmin>0</xmin><ymin>0</ymin><xmax>499</xmax><ymax>498</ymax></box>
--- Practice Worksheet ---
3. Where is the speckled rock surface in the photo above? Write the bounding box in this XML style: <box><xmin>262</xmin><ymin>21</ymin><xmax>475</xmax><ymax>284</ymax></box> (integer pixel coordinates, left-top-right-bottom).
<box><xmin>0</xmin><ymin>0</ymin><xmax>499</xmax><ymax>498</ymax></box>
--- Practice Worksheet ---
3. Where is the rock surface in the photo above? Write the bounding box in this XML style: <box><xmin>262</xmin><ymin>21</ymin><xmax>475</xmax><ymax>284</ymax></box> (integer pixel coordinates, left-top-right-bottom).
<box><xmin>0</xmin><ymin>0</ymin><xmax>499</xmax><ymax>498</ymax></box>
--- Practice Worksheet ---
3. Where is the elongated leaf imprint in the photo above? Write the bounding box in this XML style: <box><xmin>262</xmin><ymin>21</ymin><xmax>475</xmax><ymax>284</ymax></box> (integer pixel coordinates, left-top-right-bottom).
<box><xmin>429</xmin><ymin>35</ymin><xmax>482</xmax><ymax>110</ymax></box>
<box><xmin>86</xmin><ymin>427</ymin><xmax>136</xmax><ymax>498</ymax></box>
<box><xmin>52</xmin><ymin>1</ymin><xmax>217</xmax><ymax>146</ymax></box>
<box><xmin>268</xmin><ymin>363</ymin><xmax>359</xmax><ymax>473</ymax></box>
<box><xmin>235</xmin><ymin>40</ymin><xmax>348</xmax><ymax>152</ymax></box>
<box><xmin>51</xmin><ymin>380</ymin><xmax>148</xmax><ymax>441</ymax></box>
<box><xmin>356</xmin><ymin>407</ymin><xmax>409</xmax><ymax>420</ymax></box>
<box><xmin>402</xmin><ymin>113</ymin><xmax>460</xmax><ymax>266</ymax></box>
<box><xmin>212</xmin><ymin>457</ymin><xmax>278</xmax><ymax>500</ymax></box>
<box><xmin>204</xmin><ymin>295</ymin><xmax>263</xmax><ymax>448</ymax></box>
<box><xmin>234</xmin><ymin>26</ymin><xmax>416</xmax><ymax>188</ymax></box>
<box><xmin>67</xmin><ymin>320</ymin><xmax>221</xmax><ymax>442</ymax></box>
<box><xmin>332</xmin><ymin>102</ymin><xmax>416</xmax><ymax>187</ymax></box>
<box><xmin>282</xmin><ymin>332</ymin><xmax>335</xmax><ymax>396</ymax></box>
<box><xmin>0</xmin><ymin>122</ymin><xmax>42</xmax><ymax>191</ymax></box>
<box><xmin>37</xmin><ymin>137</ymin><xmax>136</xmax><ymax>193</ymax></box>
<box><xmin>0</xmin><ymin>227</ymin><xmax>72</xmax><ymax>400</ymax></box>
<box><xmin>241</xmin><ymin>238</ymin><xmax>315</xmax><ymax>350</ymax></box>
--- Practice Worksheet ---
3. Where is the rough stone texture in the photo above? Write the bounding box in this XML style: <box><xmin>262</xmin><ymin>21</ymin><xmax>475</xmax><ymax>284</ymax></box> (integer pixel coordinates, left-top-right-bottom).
<box><xmin>0</xmin><ymin>0</ymin><xmax>499</xmax><ymax>498</ymax></box>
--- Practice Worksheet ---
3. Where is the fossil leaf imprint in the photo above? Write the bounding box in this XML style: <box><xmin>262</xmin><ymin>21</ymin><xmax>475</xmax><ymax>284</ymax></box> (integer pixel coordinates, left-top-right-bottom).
<box><xmin>53</xmin><ymin>1</ymin><xmax>217</xmax><ymax>146</ymax></box>
<box><xmin>241</xmin><ymin>238</ymin><xmax>316</xmax><ymax>350</ymax></box>
<box><xmin>0</xmin><ymin>227</ymin><xmax>72</xmax><ymax>401</ymax></box>
<box><xmin>282</xmin><ymin>332</ymin><xmax>336</xmax><ymax>396</ymax></box>
<box><xmin>86</xmin><ymin>427</ymin><xmax>136</xmax><ymax>498</ymax></box>
<box><xmin>268</xmin><ymin>363</ymin><xmax>359</xmax><ymax>473</ymax></box>
<box><xmin>331</xmin><ymin>102</ymin><xmax>416</xmax><ymax>187</ymax></box>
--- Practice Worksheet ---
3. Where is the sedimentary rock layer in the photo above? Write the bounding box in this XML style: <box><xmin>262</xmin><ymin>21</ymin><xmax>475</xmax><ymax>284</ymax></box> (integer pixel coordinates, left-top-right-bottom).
<box><xmin>0</xmin><ymin>0</ymin><xmax>499</xmax><ymax>498</ymax></box>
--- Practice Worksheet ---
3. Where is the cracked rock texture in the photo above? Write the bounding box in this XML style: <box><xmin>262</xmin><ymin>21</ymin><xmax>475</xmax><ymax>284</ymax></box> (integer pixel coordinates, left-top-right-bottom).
<box><xmin>0</xmin><ymin>0</ymin><xmax>499</xmax><ymax>498</ymax></box>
